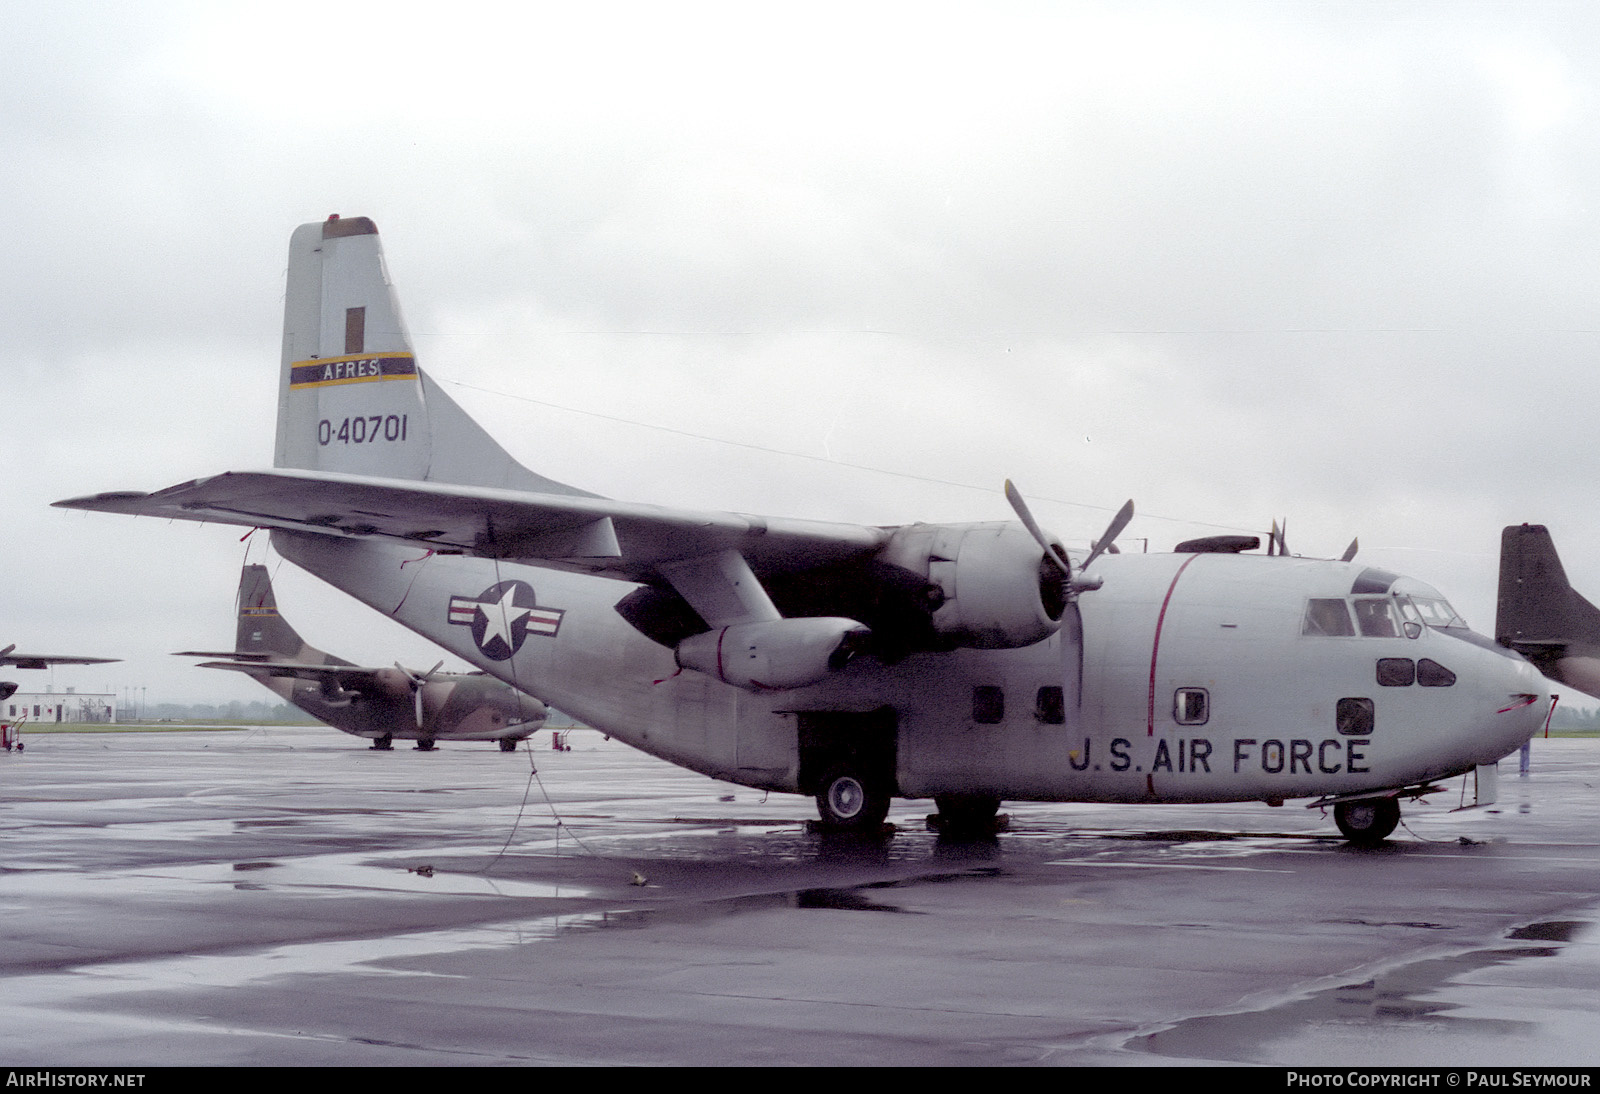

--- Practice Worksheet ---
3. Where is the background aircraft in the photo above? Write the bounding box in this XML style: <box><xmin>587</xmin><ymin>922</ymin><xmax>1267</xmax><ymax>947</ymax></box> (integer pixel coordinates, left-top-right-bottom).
<box><xmin>60</xmin><ymin>216</ymin><xmax>1550</xmax><ymax>841</ymax></box>
<box><xmin>0</xmin><ymin>645</ymin><xmax>117</xmax><ymax>703</ymax></box>
<box><xmin>179</xmin><ymin>564</ymin><xmax>546</xmax><ymax>751</ymax></box>
<box><xmin>1497</xmin><ymin>523</ymin><xmax>1600</xmax><ymax>704</ymax></box>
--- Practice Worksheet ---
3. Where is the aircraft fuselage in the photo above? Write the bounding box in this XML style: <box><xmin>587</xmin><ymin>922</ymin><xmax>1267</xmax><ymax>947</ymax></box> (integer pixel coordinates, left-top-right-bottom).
<box><xmin>277</xmin><ymin>532</ymin><xmax>1545</xmax><ymax>806</ymax></box>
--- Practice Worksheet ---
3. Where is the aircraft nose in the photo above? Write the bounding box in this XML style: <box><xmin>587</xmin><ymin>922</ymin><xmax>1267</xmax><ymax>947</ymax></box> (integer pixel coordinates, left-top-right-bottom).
<box><xmin>1465</xmin><ymin>637</ymin><xmax>1549</xmax><ymax>762</ymax></box>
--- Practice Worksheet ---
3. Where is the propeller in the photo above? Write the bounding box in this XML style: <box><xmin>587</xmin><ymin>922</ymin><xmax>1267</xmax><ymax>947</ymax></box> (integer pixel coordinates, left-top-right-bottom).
<box><xmin>1268</xmin><ymin>519</ymin><xmax>1290</xmax><ymax>557</ymax></box>
<box><xmin>397</xmin><ymin>660</ymin><xmax>445</xmax><ymax>728</ymax></box>
<box><xmin>1004</xmin><ymin>481</ymin><xmax>1133</xmax><ymax>591</ymax></box>
<box><xmin>1005</xmin><ymin>483</ymin><xmax>1134</xmax><ymax>715</ymax></box>
<box><xmin>1268</xmin><ymin>518</ymin><xmax>1357</xmax><ymax>563</ymax></box>
<box><xmin>1005</xmin><ymin>480</ymin><xmax>1069</xmax><ymax>576</ymax></box>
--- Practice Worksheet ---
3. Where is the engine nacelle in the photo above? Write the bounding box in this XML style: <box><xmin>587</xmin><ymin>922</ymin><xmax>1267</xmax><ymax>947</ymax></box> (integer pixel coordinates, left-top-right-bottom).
<box><xmin>881</xmin><ymin>522</ymin><xmax>1067</xmax><ymax>650</ymax></box>
<box><xmin>676</xmin><ymin>617</ymin><xmax>869</xmax><ymax>691</ymax></box>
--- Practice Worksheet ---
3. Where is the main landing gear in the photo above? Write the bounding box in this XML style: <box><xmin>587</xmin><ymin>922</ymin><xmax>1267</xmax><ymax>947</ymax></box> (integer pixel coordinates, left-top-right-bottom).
<box><xmin>1334</xmin><ymin>797</ymin><xmax>1401</xmax><ymax>845</ymax></box>
<box><xmin>498</xmin><ymin>738</ymin><xmax>518</xmax><ymax>752</ymax></box>
<box><xmin>370</xmin><ymin>734</ymin><xmax>393</xmax><ymax>751</ymax></box>
<box><xmin>930</xmin><ymin>793</ymin><xmax>1004</xmax><ymax>838</ymax></box>
<box><xmin>814</xmin><ymin>765</ymin><xmax>892</xmax><ymax>832</ymax></box>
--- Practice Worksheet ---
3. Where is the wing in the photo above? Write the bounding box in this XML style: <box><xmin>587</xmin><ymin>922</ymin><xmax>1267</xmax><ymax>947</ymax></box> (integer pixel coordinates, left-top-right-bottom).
<box><xmin>188</xmin><ymin>657</ymin><xmax>387</xmax><ymax>691</ymax></box>
<box><xmin>0</xmin><ymin>645</ymin><xmax>117</xmax><ymax>670</ymax></box>
<box><xmin>55</xmin><ymin>467</ymin><xmax>888</xmax><ymax>581</ymax></box>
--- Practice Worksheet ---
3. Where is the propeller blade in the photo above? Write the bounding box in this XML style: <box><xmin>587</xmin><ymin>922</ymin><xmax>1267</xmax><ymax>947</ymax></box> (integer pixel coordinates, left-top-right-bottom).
<box><xmin>1278</xmin><ymin>519</ymin><xmax>1289</xmax><ymax>557</ymax></box>
<box><xmin>1004</xmin><ymin>480</ymin><xmax>1070</xmax><ymax>575</ymax></box>
<box><xmin>1082</xmin><ymin>499</ymin><xmax>1135</xmax><ymax>572</ymax></box>
<box><xmin>397</xmin><ymin>660</ymin><xmax>444</xmax><ymax>729</ymax></box>
<box><xmin>1341</xmin><ymin>537</ymin><xmax>1359</xmax><ymax>563</ymax></box>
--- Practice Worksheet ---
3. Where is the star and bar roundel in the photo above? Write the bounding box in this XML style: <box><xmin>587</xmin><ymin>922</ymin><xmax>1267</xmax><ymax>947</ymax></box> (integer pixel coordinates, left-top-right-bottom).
<box><xmin>447</xmin><ymin>580</ymin><xmax>565</xmax><ymax>661</ymax></box>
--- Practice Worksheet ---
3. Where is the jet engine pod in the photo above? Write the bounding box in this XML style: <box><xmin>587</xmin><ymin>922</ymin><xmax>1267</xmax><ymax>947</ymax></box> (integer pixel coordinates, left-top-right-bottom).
<box><xmin>918</xmin><ymin>523</ymin><xmax>1067</xmax><ymax>650</ymax></box>
<box><xmin>675</xmin><ymin>617</ymin><xmax>870</xmax><ymax>691</ymax></box>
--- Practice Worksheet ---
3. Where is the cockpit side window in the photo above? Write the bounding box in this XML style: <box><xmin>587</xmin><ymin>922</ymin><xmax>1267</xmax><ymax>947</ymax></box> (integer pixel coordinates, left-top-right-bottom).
<box><xmin>1410</xmin><ymin>597</ymin><xmax>1468</xmax><ymax>630</ymax></box>
<box><xmin>1302</xmin><ymin>599</ymin><xmax>1356</xmax><ymax>637</ymax></box>
<box><xmin>1353</xmin><ymin>598</ymin><xmax>1399</xmax><ymax>638</ymax></box>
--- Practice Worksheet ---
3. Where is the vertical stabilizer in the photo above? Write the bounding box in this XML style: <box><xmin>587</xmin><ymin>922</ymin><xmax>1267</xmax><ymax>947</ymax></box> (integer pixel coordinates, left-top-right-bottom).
<box><xmin>274</xmin><ymin>215</ymin><xmax>591</xmax><ymax>496</ymax></box>
<box><xmin>1496</xmin><ymin>524</ymin><xmax>1600</xmax><ymax>648</ymax></box>
<box><xmin>1496</xmin><ymin>524</ymin><xmax>1600</xmax><ymax>701</ymax></box>
<box><xmin>236</xmin><ymin>564</ymin><xmax>317</xmax><ymax>659</ymax></box>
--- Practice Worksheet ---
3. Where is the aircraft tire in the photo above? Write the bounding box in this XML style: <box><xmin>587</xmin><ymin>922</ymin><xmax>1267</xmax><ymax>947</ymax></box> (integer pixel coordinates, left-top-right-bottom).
<box><xmin>415</xmin><ymin>738</ymin><xmax>436</xmax><ymax>752</ymax></box>
<box><xmin>1334</xmin><ymin>798</ymin><xmax>1400</xmax><ymax>845</ymax></box>
<box><xmin>815</xmin><ymin>766</ymin><xmax>890</xmax><ymax>831</ymax></box>
<box><xmin>933</xmin><ymin>793</ymin><xmax>1001</xmax><ymax>836</ymax></box>
<box><xmin>371</xmin><ymin>735</ymin><xmax>393</xmax><ymax>751</ymax></box>
<box><xmin>498</xmin><ymin>738</ymin><xmax>517</xmax><ymax>753</ymax></box>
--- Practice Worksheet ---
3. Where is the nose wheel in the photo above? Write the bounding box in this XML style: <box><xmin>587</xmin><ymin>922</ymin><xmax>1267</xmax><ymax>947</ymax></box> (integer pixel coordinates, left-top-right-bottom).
<box><xmin>1334</xmin><ymin>798</ymin><xmax>1400</xmax><ymax>845</ymax></box>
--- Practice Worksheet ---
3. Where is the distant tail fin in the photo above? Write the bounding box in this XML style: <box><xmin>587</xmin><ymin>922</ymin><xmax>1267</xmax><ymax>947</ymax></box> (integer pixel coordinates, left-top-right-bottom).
<box><xmin>1496</xmin><ymin>524</ymin><xmax>1600</xmax><ymax>652</ymax></box>
<box><xmin>275</xmin><ymin>215</ymin><xmax>591</xmax><ymax>496</ymax></box>
<box><xmin>236</xmin><ymin>564</ymin><xmax>315</xmax><ymax>659</ymax></box>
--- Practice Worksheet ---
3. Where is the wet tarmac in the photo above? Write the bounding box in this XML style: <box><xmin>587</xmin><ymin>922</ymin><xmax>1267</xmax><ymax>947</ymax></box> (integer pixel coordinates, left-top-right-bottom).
<box><xmin>2</xmin><ymin>725</ymin><xmax>1598</xmax><ymax>1066</ymax></box>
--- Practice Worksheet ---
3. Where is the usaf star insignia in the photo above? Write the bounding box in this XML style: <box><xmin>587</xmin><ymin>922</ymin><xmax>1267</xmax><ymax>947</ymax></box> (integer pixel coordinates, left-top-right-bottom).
<box><xmin>447</xmin><ymin>580</ymin><xmax>564</xmax><ymax>661</ymax></box>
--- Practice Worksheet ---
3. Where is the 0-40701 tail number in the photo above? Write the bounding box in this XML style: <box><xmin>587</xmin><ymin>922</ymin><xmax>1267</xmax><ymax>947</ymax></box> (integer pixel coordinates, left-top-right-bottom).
<box><xmin>318</xmin><ymin>415</ymin><xmax>408</xmax><ymax>446</ymax></box>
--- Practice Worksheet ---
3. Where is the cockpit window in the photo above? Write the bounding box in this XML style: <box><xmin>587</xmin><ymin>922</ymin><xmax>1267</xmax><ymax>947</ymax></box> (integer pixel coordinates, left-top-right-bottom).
<box><xmin>1409</xmin><ymin>597</ymin><xmax>1468</xmax><ymax>630</ymax></box>
<box><xmin>1352</xmin><ymin>598</ymin><xmax>1400</xmax><ymax>638</ymax></box>
<box><xmin>1302</xmin><ymin>599</ymin><xmax>1356</xmax><ymax>636</ymax></box>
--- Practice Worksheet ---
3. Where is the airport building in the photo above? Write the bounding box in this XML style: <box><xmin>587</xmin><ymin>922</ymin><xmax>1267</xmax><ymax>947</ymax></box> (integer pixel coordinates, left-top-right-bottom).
<box><xmin>4</xmin><ymin>688</ymin><xmax>118</xmax><ymax>724</ymax></box>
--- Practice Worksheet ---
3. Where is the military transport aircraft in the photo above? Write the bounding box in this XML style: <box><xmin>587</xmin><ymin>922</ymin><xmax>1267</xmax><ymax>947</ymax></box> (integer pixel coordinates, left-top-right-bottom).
<box><xmin>0</xmin><ymin>646</ymin><xmax>117</xmax><ymax>703</ymax></box>
<box><xmin>56</xmin><ymin>214</ymin><xmax>1552</xmax><ymax>842</ymax></box>
<box><xmin>179</xmin><ymin>564</ymin><xmax>546</xmax><ymax>751</ymax></box>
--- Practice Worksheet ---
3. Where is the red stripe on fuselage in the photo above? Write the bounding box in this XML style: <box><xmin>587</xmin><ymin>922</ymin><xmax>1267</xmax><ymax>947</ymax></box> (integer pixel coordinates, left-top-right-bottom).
<box><xmin>1147</xmin><ymin>554</ymin><xmax>1200</xmax><ymax>739</ymax></box>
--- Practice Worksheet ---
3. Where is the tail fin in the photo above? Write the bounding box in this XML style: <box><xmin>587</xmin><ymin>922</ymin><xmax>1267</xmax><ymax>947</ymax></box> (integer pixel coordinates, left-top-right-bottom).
<box><xmin>236</xmin><ymin>564</ymin><xmax>317</xmax><ymax>659</ymax></box>
<box><xmin>1496</xmin><ymin>523</ymin><xmax>1600</xmax><ymax>655</ymax></box>
<box><xmin>275</xmin><ymin>215</ymin><xmax>591</xmax><ymax>496</ymax></box>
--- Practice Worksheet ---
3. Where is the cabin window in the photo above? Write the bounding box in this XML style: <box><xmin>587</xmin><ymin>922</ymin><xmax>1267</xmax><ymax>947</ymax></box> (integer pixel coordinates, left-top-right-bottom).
<box><xmin>1352</xmin><ymin>598</ymin><xmax>1400</xmax><ymax>638</ymax></box>
<box><xmin>1376</xmin><ymin>658</ymin><xmax>1415</xmax><ymax>686</ymax></box>
<box><xmin>1302</xmin><ymin>599</ymin><xmax>1355</xmax><ymax>636</ymax></box>
<box><xmin>972</xmin><ymin>686</ymin><xmax>1005</xmax><ymax>725</ymax></box>
<box><xmin>1336</xmin><ymin>697</ymin><xmax>1374</xmax><ymax>736</ymax></box>
<box><xmin>1173</xmin><ymin>687</ymin><xmax>1209</xmax><ymax>725</ymax></box>
<box><xmin>1417</xmin><ymin>659</ymin><xmax>1457</xmax><ymax>687</ymax></box>
<box><xmin>1034</xmin><ymin>686</ymin><xmax>1065</xmax><ymax>725</ymax></box>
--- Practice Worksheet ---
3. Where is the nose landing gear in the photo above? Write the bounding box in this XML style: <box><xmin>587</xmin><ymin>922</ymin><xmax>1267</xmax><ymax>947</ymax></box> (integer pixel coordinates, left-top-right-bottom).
<box><xmin>1333</xmin><ymin>797</ymin><xmax>1400</xmax><ymax>845</ymax></box>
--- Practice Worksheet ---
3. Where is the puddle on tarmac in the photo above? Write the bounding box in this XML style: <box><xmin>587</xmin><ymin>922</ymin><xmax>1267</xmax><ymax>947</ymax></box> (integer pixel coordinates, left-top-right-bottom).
<box><xmin>1133</xmin><ymin>918</ymin><xmax>1599</xmax><ymax>1063</ymax></box>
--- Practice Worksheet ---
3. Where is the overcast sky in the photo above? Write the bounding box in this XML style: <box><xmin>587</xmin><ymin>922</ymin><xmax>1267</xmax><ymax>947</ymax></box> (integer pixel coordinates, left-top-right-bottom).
<box><xmin>8</xmin><ymin>1</ymin><xmax>1600</xmax><ymax>709</ymax></box>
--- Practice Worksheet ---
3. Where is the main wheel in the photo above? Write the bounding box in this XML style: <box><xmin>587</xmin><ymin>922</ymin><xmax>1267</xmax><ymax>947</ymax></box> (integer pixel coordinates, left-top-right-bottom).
<box><xmin>371</xmin><ymin>734</ymin><xmax>393</xmax><ymax>751</ymax></box>
<box><xmin>933</xmin><ymin>793</ymin><xmax>1002</xmax><ymax>836</ymax></box>
<box><xmin>498</xmin><ymin>738</ymin><xmax>518</xmax><ymax>753</ymax></box>
<box><xmin>815</xmin><ymin>766</ymin><xmax>890</xmax><ymax>831</ymax></box>
<box><xmin>1334</xmin><ymin>798</ymin><xmax>1400</xmax><ymax>845</ymax></box>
